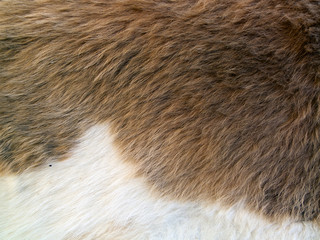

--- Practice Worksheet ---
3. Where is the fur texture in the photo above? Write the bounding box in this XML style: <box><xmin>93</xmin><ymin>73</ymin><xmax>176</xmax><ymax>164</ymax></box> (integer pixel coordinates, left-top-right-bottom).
<box><xmin>1</xmin><ymin>125</ymin><xmax>320</xmax><ymax>240</ymax></box>
<box><xmin>0</xmin><ymin>0</ymin><xmax>320</xmax><ymax>230</ymax></box>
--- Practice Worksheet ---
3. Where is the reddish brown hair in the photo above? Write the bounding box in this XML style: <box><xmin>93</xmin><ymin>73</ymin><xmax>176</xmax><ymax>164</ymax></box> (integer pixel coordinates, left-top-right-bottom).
<box><xmin>1</xmin><ymin>0</ymin><xmax>320</xmax><ymax>222</ymax></box>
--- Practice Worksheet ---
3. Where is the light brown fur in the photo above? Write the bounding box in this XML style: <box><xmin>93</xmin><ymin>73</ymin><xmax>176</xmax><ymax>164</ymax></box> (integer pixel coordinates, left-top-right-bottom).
<box><xmin>1</xmin><ymin>0</ymin><xmax>320</xmax><ymax>222</ymax></box>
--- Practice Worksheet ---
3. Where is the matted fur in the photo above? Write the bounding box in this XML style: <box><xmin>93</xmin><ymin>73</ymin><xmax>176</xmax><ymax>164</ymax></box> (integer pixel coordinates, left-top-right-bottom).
<box><xmin>1</xmin><ymin>0</ymin><xmax>320</xmax><ymax>225</ymax></box>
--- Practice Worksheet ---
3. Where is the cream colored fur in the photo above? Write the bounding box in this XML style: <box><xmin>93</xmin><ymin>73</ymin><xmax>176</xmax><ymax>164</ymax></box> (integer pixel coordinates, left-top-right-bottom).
<box><xmin>0</xmin><ymin>125</ymin><xmax>319</xmax><ymax>240</ymax></box>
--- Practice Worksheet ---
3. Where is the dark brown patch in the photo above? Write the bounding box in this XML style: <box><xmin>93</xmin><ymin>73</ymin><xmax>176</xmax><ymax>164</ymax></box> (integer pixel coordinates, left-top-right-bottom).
<box><xmin>1</xmin><ymin>0</ymin><xmax>320</xmax><ymax>222</ymax></box>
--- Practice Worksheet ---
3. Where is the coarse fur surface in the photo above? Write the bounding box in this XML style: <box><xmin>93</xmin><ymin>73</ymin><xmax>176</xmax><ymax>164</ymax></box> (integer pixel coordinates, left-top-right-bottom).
<box><xmin>1</xmin><ymin>0</ymin><xmax>320</xmax><ymax>237</ymax></box>
<box><xmin>1</xmin><ymin>124</ymin><xmax>320</xmax><ymax>240</ymax></box>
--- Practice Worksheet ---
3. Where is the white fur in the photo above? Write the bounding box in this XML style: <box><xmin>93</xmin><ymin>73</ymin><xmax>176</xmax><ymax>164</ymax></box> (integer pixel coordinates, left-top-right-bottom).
<box><xmin>0</xmin><ymin>124</ymin><xmax>319</xmax><ymax>240</ymax></box>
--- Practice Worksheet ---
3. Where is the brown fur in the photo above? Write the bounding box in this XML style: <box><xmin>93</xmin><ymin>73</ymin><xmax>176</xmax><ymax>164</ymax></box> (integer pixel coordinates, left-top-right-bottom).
<box><xmin>1</xmin><ymin>0</ymin><xmax>320</xmax><ymax>222</ymax></box>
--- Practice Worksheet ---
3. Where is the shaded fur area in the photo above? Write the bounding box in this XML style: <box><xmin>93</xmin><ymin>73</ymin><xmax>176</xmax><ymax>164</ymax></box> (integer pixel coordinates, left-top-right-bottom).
<box><xmin>1</xmin><ymin>0</ymin><xmax>320</xmax><ymax>222</ymax></box>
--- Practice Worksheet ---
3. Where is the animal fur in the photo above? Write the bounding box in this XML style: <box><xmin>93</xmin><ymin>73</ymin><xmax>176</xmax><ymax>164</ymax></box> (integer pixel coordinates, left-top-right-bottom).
<box><xmin>0</xmin><ymin>0</ymin><xmax>320</xmax><ymax>237</ymax></box>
